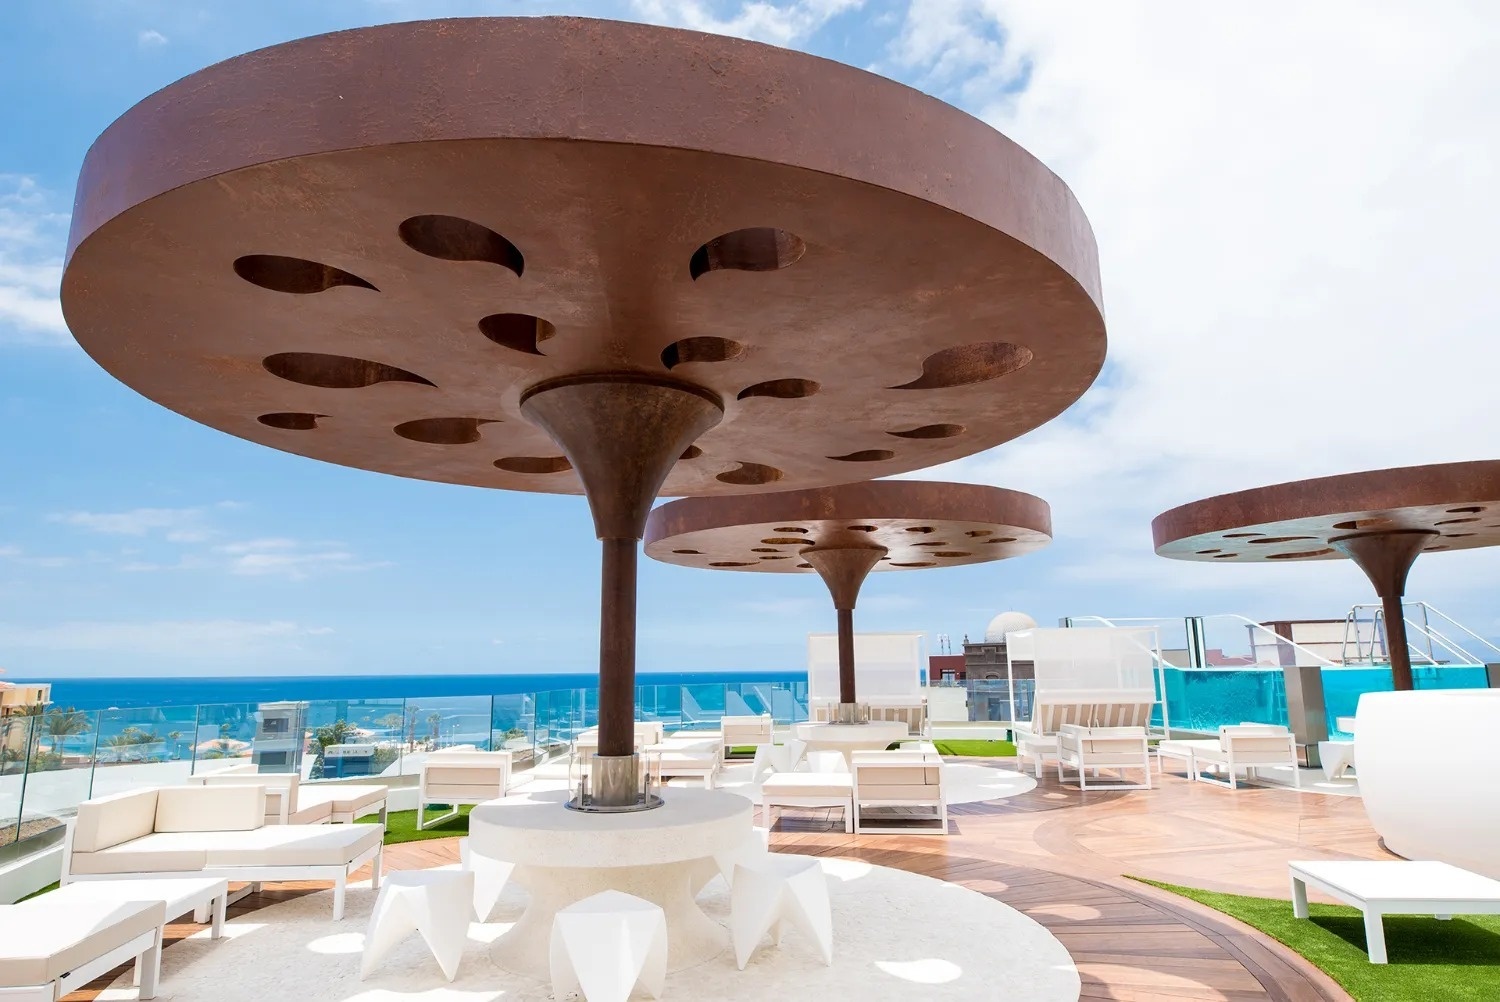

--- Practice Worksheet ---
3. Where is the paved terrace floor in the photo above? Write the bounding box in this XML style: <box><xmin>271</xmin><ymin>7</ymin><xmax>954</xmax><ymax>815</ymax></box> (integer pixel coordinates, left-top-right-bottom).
<box><xmin>64</xmin><ymin>764</ymin><xmax>1388</xmax><ymax>1002</ymax></box>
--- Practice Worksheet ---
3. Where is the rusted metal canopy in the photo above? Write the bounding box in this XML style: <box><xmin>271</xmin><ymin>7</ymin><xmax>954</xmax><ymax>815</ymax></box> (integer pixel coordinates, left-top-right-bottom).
<box><xmin>60</xmin><ymin>16</ymin><xmax>1106</xmax><ymax>497</ymax></box>
<box><xmin>1151</xmin><ymin>462</ymin><xmax>1500</xmax><ymax>563</ymax></box>
<box><xmin>644</xmin><ymin>481</ymin><xmax>1052</xmax><ymax>571</ymax></box>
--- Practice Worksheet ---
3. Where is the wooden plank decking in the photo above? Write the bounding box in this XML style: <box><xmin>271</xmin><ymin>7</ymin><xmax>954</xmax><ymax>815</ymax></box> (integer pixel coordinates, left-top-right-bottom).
<box><xmin>62</xmin><ymin>765</ymin><xmax>1383</xmax><ymax>1001</ymax></box>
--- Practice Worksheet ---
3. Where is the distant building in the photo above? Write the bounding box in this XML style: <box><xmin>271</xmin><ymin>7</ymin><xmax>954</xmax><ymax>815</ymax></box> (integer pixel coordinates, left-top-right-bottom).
<box><xmin>0</xmin><ymin>679</ymin><xmax>50</xmax><ymax>717</ymax></box>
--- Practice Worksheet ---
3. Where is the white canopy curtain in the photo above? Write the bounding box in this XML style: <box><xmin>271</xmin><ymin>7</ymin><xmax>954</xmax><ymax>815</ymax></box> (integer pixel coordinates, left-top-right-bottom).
<box><xmin>1005</xmin><ymin>626</ymin><xmax>1170</xmax><ymax>735</ymax></box>
<box><xmin>807</xmin><ymin>631</ymin><xmax>925</xmax><ymax>705</ymax></box>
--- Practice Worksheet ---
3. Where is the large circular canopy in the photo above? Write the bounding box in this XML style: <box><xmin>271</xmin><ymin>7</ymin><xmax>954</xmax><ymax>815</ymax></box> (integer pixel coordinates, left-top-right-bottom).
<box><xmin>61</xmin><ymin>16</ymin><xmax>1106</xmax><ymax>497</ymax></box>
<box><xmin>1153</xmin><ymin>461</ymin><xmax>1500</xmax><ymax>562</ymax></box>
<box><xmin>644</xmin><ymin>481</ymin><xmax>1051</xmax><ymax>572</ymax></box>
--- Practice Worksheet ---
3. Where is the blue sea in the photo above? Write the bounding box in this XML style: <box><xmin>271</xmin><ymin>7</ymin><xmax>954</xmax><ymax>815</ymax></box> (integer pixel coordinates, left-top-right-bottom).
<box><xmin>17</xmin><ymin>671</ymin><xmax>805</xmax><ymax>712</ymax></box>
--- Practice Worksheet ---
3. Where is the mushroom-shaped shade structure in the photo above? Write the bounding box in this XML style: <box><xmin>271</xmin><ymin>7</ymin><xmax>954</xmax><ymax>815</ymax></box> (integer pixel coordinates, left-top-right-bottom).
<box><xmin>646</xmin><ymin>482</ymin><xmax>1051</xmax><ymax>707</ymax></box>
<box><xmin>61</xmin><ymin>17</ymin><xmax>1104</xmax><ymax>803</ymax></box>
<box><xmin>1153</xmin><ymin>460</ymin><xmax>1500</xmax><ymax>689</ymax></box>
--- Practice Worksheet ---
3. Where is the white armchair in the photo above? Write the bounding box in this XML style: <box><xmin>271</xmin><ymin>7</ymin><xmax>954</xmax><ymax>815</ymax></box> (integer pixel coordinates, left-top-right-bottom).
<box><xmin>720</xmin><ymin>714</ymin><xmax>773</xmax><ymax>760</ymax></box>
<box><xmin>418</xmin><ymin>750</ymin><xmax>513</xmax><ymax>829</ymax></box>
<box><xmin>1192</xmin><ymin>723</ymin><xmax>1299</xmax><ymax>790</ymax></box>
<box><xmin>850</xmin><ymin>748</ymin><xmax>947</xmax><ymax>835</ymax></box>
<box><xmin>1056</xmin><ymin>724</ymin><xmax>1151</xmax><ymax>791</ymax></box>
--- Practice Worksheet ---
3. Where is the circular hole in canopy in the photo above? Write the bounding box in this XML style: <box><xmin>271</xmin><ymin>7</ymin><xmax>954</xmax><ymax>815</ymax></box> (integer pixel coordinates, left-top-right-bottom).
<box><xmin>1266</xmin><ymin>548</ymin><xmax>1336</xmax><ymax>559</ymax></box>
<box><xmin>1447</xmin><ymin>506</ymin><xmax>1484</xmax><ymax>514</ymax></box>
<box><xmin>983</xmin><ymin>537</ymin><xmax>1018</xmax><ymax>544</ymax></box>
<box><xmin>1248</xmin><ymin>536</ymin><xmax>1316</xmax><ymax>545</ymax></box>
<box><xmin>750</xmin><ymin>547</ymin><xmax>781</xmax><ymax>553</ymax></box>
<box><xmin>1196</xmin><ymin>549</ymin><xmax>1221</xmax><ymax>555</ymax></box>
<box><xmin>905</xmin><ymin>526</ymin><xmax>936</xmax><ymax>534</ymax></box>
<box><xmin>479</xmin><ymin>314</ymin><xmax>554</xmax><ymax>355</ymax></box>
<box><xmin>773</xmin><ymin>527</ymin><xmax>808</xmax><ymax>534</ymax></box>
<box><xmin>890</xmin><ymin>562</ymin><xmax>937</xmax><ymax>568</ymax></box>
<box><xmin>394</xmin><ymin>417</ymin><xmax>493</xmax><ymax>445</ymax></box>
<box><xmin>760</xmin><ymin>537</ymin><xmax>806</xmax><ymax>545</ymax></box>
<box><xmin>829</xmin><ymin>450</ymin><xmax>895</xmax><ymax>463</ymax></box>
<box><xmin>257</xmin><ymin>412</ymin><xmax>323</xmax><ymax>430</ymax></box>
<box><xmin>1223</xmin><ymin>532</ymin><xmax>1263</xmax><ymax>539</ymax></box>
<box><xmin>263</xmin><ymin>352</ymin><xmax>434</xmax><ymax>389</ymax></box>
<box><xmin>1212</xmin><ymin>553</ymin><xmax>1238</xmax><ymax>559</ymax></box>
<box><xmin>933</xmin><ymin>551</ymin><xmax>971</xmax><ymax>558</ymax></box>
<box><xmin>890</xmin><ymin>342</ymin><xmax>1033</xmax><ymax>390</ymax></box>
<box><xmin>690</xmin><ymin>228</ymin><xmax>805</xmax><ymax>280</ymax></box>
<box><xmin>847</xmin><ymin>525</ymin><xmax>876</xmax><ymax>532</ymax></box>
<box><xmin>679</xmin><ymin>445</ymin><xmax>704</xmax><ymax>460</ymax></box>
<box><xmin>717</xmin><ymin>462</ymin><xmax>783</xmax><ymax>486</ymax></box>
<box><xmin>494</xmin><ymin>456</ymin><xmax>571</xmax><ymax>474</ymax></box>
<box><xmin>672</xmin><ymin>549</ymin><xmax>701</xmax><ymax>555</ymax></box>
<box><xmin>966</xmin><ymin>530</ymin><xmax>994</xmax><ymax>538</ymax></box>
<box><xmin>709</xmin><ymin>561</ymin><xmax>755</xmax><ymax>567</ymax></box>
<box><xmin>912</xmin><ymin>542</ymin><xmax>949</xmax><ymax>548</ymax></box>
<box><xmin>888</xmin><ymin>424</ymin><xmax>965</xmax><ymax>439</ymax></box>
<box><xmin>661</xmin><ymin>336</ymin><xmax>746</xmax><ymax>369</ymax></box>
<box><xmin>398</xmin><ymin>215</ymin><xmax>523</xmax><ymax>275</ymax></box>
<box><xmin>737</xmin><ymin>379</ymin><xmax>819</xmax><ymax>401</ymax></box>
<box><xmin>234</xmin><ymin>255</ymin><xmax>376</xmax><ymax>294</ymax></box>
<box><xmin>1436</xmin><ymin>517</ymin><xmax>1480</xmax><ymax>526</ymax></box>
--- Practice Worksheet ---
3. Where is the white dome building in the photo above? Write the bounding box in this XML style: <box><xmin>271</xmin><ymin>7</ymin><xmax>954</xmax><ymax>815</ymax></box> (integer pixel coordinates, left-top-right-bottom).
<box><xmin>983</xmin><ymin>611</ymin><xmax>1037</xmax><ymax>643</ymax></box>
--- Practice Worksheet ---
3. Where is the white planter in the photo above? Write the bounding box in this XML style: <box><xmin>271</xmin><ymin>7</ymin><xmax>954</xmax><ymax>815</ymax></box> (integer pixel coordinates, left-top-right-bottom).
<box><xmin>1356</xmin><ymin>689</ymin><xmax>1500</xmax><ymax>878</ymax></box>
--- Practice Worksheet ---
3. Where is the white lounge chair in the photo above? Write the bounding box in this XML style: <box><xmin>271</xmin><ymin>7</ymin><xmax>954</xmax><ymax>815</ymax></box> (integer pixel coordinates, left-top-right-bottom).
<box><xmin>1159</xmin><ymin>723</ymin><xmax>1299</xmax><ymax>789</ymax></box>
<box><xmin>850</xmin><ymin>748</ymin><xmax>947</xmax><ymax>834</ymax></box>
<box><xmin>1056</xmin><ymin>724</ymin><xmax>1152</xmax><ymax>791</ymax></box>
<box><xmin>417</xmin><ymin>750</ymin><xmax>512</xmax><ymax>830</ymax></box>
<box><xmin>760</xmin><ymin>751</ymin><xmax>853</xmax><ymax>833</ymax></box>
<box><xmin>643</xmin><ymin>735</ymin><xmax>721</xmax><ymax>789</ymax></box>
<box><xmin>1013</xmin><ymin>690</ymin><xmax>1154</xmax><ymax>778</ymax></box>
<box><xmin>61</xmin><ymin>786</ymin><xmax>384</xmax><ymax>920</ymax></box>
<box><xmin>0</xmin><ymin>895</ymin><xmax>165</xmax><ymax>1001</ymax></box>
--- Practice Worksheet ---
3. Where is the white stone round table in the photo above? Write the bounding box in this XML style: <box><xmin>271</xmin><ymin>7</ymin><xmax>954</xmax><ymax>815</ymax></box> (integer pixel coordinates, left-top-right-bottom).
<box><xmin>794</xmin><ymin>721</ymin><xmax>912</xmax><ymax>765</ymax></box>
<box><xmin>469</xmin><ymin>788</ymin><xmax>752</xmax><ymax>976</ymax></box>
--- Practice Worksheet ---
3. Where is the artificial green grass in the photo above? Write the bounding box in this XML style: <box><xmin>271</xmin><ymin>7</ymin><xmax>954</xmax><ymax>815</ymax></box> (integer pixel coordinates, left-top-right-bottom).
<box><xmin>1134</xmin><ymin>877</ymin><xmax>1500</xmax><ymax>1002</ymax></box>
<box><xmin>882</xmin><ymin>739</ymin><xmax>1017</xmax><ymax>756</ymax></box>
<box><xmin>18</xmin><ymin>881</ymin><xmax>57</xmax><ymax>901</ymax></box>
<box><xmin>358</xmin><ymin>805</ymin><xmax>473</xmax><ymax>845</ymax></box>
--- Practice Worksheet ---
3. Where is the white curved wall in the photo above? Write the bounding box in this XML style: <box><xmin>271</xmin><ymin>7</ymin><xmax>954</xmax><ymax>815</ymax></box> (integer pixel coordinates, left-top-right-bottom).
<box><xmin>1356</xmin><ymin>689</ymin><xmax>1500</xmax><ymax>878</ymax></box>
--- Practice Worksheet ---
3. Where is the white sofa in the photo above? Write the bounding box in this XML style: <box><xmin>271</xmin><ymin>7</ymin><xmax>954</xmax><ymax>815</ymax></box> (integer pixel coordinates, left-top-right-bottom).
<box><xmin>189</xmin><ymin>767</ymin><xmax>387</xmax><ymax>826</ymax></box>
<box><xmin>418</xmin><ymin>750</ymin><xmax>512</xmax><ymax>829</ymax></box>
<box><xmin>645</xmin><ymin>735</ymin><xmax>721</xmax><ymax>788</ymax></box>
<box><xmin>61</xmin><ymin>786</ymin><xmax>384</xmax><ymax>920</ymax></box>
<box><xmin>851</xmin><ymin>748</ymin><xmax>947</xmax><ymax>834</ymax></box>
<box><xmin>1013</xmin><ymin>690</ymin><xmax>1155</xmax><ymax>778</ymax></box>
<box><xmin>1357</xmin><ymin>689</ymin><xmax>1500</xmax><ymax>879</ymax></box>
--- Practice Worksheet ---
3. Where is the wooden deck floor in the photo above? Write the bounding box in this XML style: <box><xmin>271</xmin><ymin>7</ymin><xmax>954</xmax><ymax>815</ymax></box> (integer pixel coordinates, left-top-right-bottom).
<box><xmin>65</xmin><ymin>765</ymin><xmax>1386</xmax><ymax>1001</ymax></box>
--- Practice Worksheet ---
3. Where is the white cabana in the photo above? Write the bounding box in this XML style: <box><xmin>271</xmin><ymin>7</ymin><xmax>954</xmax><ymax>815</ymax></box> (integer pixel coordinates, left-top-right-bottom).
<box><xmin>1005</xmin><ymin>626</ymin><xmax>1169</xmax><ymax>736</ymax></box>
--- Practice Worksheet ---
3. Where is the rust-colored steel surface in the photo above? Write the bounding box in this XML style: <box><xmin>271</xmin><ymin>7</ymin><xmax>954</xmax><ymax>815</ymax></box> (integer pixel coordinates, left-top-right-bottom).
<box><xmin>644</xmin><ymin>481</ymin><xmax>1052</xmax><ymax>572</ymax></box>
<box><xmin>1151</xmin><ymin>462</ymin><xmax>1500</xmax><ymax>562</ymax></box>
<box><xmin>1152</xmin><ymin>461</ymin><xmax>1500</xmax><ymax>690</ymax></box>
<box><xmin>61</xmin><ymin>16</ymin><xmax>1105</xmax><ymax>497</ymax></box>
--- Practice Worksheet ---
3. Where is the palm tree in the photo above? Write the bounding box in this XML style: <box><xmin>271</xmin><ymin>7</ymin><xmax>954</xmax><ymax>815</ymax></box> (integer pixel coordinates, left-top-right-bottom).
<box><xmin>42</xmin><ymin>707</ymin><xmax>90</xmax><ymax>754</ymax></box>
<box><xmin>427</xmin><ymin>712</ymin><xmax>442</xmax><ymax>748</ymax></box>
<box><xmin>167</xmin><ymin>730</ymin><xmax>184</xmax><ymax>760</ymax></box>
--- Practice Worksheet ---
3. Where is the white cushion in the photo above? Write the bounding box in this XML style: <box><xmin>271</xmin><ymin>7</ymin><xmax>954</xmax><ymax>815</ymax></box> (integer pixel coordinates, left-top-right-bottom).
<box><xmin>69</xmin><ymin>832</ymin><xmax>211</xmax><ymax>874</ymax></box>
<box><xmin>72</xmin><ymin>789</ymin><xmax>159</xmax><ymax>853</ymax></box>
<box><xmin>154</xmin><ymin>785</ymin><xmax>265</xmax><ymax>833</ymax></box>
<box><xmin>761</xmin><ymin>774</ymin><xmax>853</xmax><ymax>799</ymax></box>
<box><xmin>0</xmin><ymin>898</ymin><xmax>165</xmax><ymax>986</ymax></box>
<box><xmin>199</xmin><ymin>822</ymin><xmax>382</xmax><ymax>867</ymax></box>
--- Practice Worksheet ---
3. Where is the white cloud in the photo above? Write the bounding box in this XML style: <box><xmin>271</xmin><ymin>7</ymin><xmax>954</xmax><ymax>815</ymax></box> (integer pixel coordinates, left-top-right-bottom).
<box><xmin>137</xmin><ymin>29</ymin><xmax>168</xmax><ymax>47</ymax></box>
<box><xmin>50</xmin><ymin>505</ymin><xmax>219</xmax><ymax>539</ymax></box>
<box><xmin>888</xmin><ymin>0</ymin><xmax>1500</xmax><ymax>622</ymax></box>
<box><xmin>213</xmin><ymin>537</ymin><xmax>388</xmax><ymax>579</ymax></box>
<box><xmin>629</xmin><ymin>0</ymin><xmax>862</xmax><ymax>45</ymax></box>
<box><xmin>0</xmin><ymin>176</ymin><xmax>67</xmax><ymax>344</ymax></box>
<box><xmin>0</xmin><ymin>619</ymin><xmax>333</xmax><ymax>658</ymax></box>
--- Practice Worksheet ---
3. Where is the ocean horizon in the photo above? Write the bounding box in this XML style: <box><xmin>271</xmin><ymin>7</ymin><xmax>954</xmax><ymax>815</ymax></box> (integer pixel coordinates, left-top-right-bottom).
<box><xmin>11</xmin><ymin>670</ymin><xmax>807</xmax><ymax>712</ymax></box>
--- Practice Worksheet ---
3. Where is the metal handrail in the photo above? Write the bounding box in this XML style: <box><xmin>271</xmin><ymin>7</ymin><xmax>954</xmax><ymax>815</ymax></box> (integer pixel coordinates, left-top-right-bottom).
<box><xmin>1345</xmin><ymin>601</ymin><xmax>1490</xmax><ymax>667</ymax></box>
<box><xmin>1414</xmin><ymin>602</ymin><xmax>1500</xmax><ymax>662</ymax></box>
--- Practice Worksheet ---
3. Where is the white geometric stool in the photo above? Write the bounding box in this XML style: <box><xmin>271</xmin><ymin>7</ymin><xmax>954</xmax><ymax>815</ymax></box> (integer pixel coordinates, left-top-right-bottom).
<box><xmin>713</xmin><ymin>826</ymin><xmax>771</xmax><ymax>886</ymax></box>
<box><xmin>360</xmin><ymin>869</ymin><xmax>475</xmax><ymax>982</ymax></box>
<box><xmin>730</xmin><ymin>855</ymin><xmax>833</xmax><ymax>969</ymax></box>
<box><xmin>458</xmin><ymin>836</ymin><xmax>515</xmax><ymax>921</ymax></box>
<box><xmin>549</xmin><ymin>890</ymin><xmax>667</xmax><ymax>1002</ymax></box>
<box><xmin>751</xmin><ymin>739</ymin><xmax>807</xmax><ymax>783</ymax></box>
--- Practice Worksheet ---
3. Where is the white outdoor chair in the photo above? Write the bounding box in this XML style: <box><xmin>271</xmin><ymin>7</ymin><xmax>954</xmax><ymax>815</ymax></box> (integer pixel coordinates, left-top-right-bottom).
<box><xmin>549</xmin><ymin>890</ymin><xmax>666</xmax><ymax>1002</ymax></box>
<box><xmin>417</xmin><ymin>750</ymin><xmax>512</xmax><ymax>829</ymax></box>
<box><xmin>760</xmin><ymin>750</ymin><xmax>853</xmax><ymax>833</ymax></box>
<box><xmin>1192</xmin><ymin>723</ymin><xmax>1300</xmax><ymax>790</ymax></box>
<box><xmin>850</xmin><ymin>748</ymin><xmax>948</xmax><ymax>835</ymax></box>
<box><xmin>361</xmin><ymin>869</ymin><xmax>474</xmax><ymax>982</ymax></box>
<box><xmin>730</xmin><ymin>855</ymin><xmax>833</xmax><ymax>969</ymax></box>
<box><xmin>720</xmin><ymin>714</ymin><xmax>773</xmax><ymax>760</ymax></box>
<box><xmin>0</xmin><ymin>896</ymin><xmax>166</xmax><ymax>1002</ymax></box>
<box><xmin>1056</xmin><ymin>724</ymin><xmax>1152</xmax><ymax>791</ymax></box>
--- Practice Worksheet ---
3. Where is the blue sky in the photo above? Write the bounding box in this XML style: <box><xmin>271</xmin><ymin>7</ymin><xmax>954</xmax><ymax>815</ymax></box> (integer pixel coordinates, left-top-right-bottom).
<box><xmin>3</xmin><ymin>1</ymin><xmax>1499</xmax><ymax>678</ymax></box>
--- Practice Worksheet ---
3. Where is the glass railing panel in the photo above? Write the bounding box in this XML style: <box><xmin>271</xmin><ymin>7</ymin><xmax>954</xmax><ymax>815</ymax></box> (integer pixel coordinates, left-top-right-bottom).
<box><xmin>1159</xmin><ymin>668</ymin><xmax>1288</xmax><ymax>734</ymax></box>
<box><xmin>1</xmin><ymin>716</ymin><xmax>36</xmax><ymax>846</ymax></box>
<box><xmin>191</xmin><ymin>702</ymin><xmax>257</xmax><ymax>774</ymax></box>
<box><xmin>680</xmin><ymin>684</ymin><xmax>727</xmax><ymax>728</ymax></box>
<box><xmin>294</xmin><ymin>698</ymin><xmax>405</xmax><ymax>780</ymax></box>
<box><xmin>1321</xmin><ymin>664</ymin><xmax>1487</xmax><ymax>739</ymax></box>
<box><xmin>90</xmin><ymin>705</ymin><xmax>193</xmax><ymax>800</ymax></box>
<box><xmin>963</xmin><ymin>679</ymin><xmax>1032</xmax><ymax>723</ymax></box>
<box><xmin>635</xmin><ymin>685</ymin><xmax>683</xmax><ymax>730</ymax></box>
<box><xmin>14</xmin><ymin>709</ymin><xmax>100</xmax><ymax>841</ymax></box>
<box><xmin>490</xmin><ymin>694</ymin><xmax>540</xmax><ymax>771</ymax></box>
